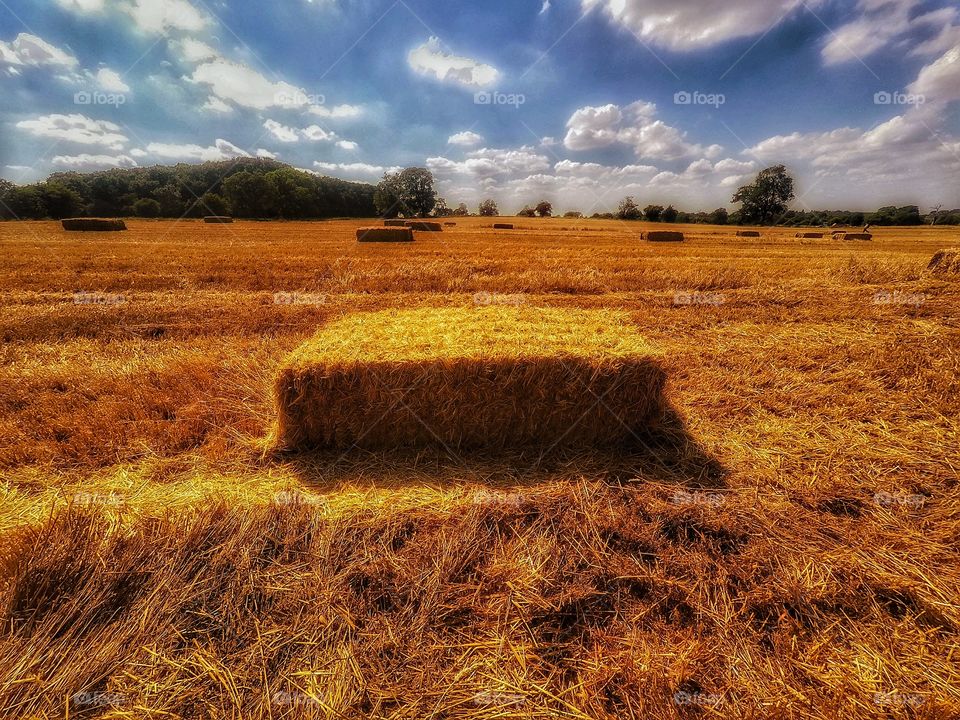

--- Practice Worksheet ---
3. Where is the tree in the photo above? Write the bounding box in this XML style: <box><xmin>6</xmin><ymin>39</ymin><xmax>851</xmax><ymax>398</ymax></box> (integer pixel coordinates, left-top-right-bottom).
<box><xmin>617</xmin><ymin>196</ymin><xmax>641</xmax><ymax>220</ymax></box>
<box><xmin>133</xmin><ymin>198</ymin><xmax>161</xmax><ymax>217</ymax></box>
<box><xmin>564</xmin><ymin>211</ymin><xmax>583</xmax><ymax>218</ymax></box>
<box><xmin>453</xmin><ymin>203</ymin><xmax>469</xmax><ymax>216</ymax></box>
<box><xmin>644</xmin><ymin>204</ymin><xmax>664</xmax><ymax>222</ymax></box>
<box><xmin>9</xmin><ymin>186</ymin><xmax>45</xmax><ymax>219</ymax></box>
<box><xmin>374</xmin><ymin>167</ymin><xmax>437</xmax><ymax>218</ymax></box>
<box><xmin>40</xmin><ymin>182</ymin><xmax>82</xmax><ymax>219</ymax></box>
<box><xmin>433</xmin><ymin>198</ymin><xmax>451</xmax><ymax>217</ymax></box>
<box><xmin>661</xmin><ymin>205</ymin><xmax>678</xmax><ymax>223</ymax></box>
<box><xmin>478</xmin><ymin>199</ymin><xmax>498</xmax><ymax>216</ymax></box>
<box><xmin>709</xmin><ymin>207</ymin><xmax>729</xmax><ymax>225</ymax></box>
<box><xmin>223</xmin><ymin>171</ymin><xmax>272</xmax><ymax>218</ymax></box>
<box><xmin>199</xmin><ymin>192</ymin><xmax>229</xmax><ymax>217</ymax></box>
<box><xmin>155</xmin><ymin>184</ymin><xmax>185</xmax><ymax>217</ymax></box>
<box><xmin>517</xmin><ymin>206</ymin><xmax>536</xmax><ymax>217</ymax></box>
<box><xmin>0</xmin><ymin>179</ymin><xmax>14</xmax><ymax>219</ymax></box>
<box><xmin>732</xmin><ymin>164</ymin><xmax>795</xmax><ymax>225</ymax></box>
<box><xmin>535</xmin><ymin>201</ymin><xmax>552</xmax><ymax>217</ymax></box>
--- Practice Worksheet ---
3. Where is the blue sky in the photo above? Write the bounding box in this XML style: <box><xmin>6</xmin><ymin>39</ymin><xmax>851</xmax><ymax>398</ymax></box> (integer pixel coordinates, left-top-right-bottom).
<box><xmin>1</xmin><ymin>0</ymin><xmax>958</xmax><ymax>212</ymax></box>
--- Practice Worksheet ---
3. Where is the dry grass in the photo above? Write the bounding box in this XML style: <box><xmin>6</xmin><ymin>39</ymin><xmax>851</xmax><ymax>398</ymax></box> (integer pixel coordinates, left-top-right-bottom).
<box><xmin>0</xmin><ymin>217</ymin><xmax>957</xmax><ymax>718</ymax></box>
<box><xmin>356</xmin><ymin>227</ymin><xmax>414</xmax><ymax>243</ymax></box>
<box><xmin>273</xmin><ymin>307</ymin><xmax>665</xmax><ymax>451</ymax></box>
<box><xmin>928</xmin><ymin>248</ymin><xmax>960</xmax><ymax>276</ymax></box>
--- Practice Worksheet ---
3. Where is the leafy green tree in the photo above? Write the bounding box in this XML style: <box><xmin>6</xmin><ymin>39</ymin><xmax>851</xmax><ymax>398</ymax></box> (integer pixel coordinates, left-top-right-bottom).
<box><xmin>661</xmin><ymin>205</ymin><xmax>678</xmax><ymax>223</ymax></box>
<box><xmin>617</xmin><ymin>196</ymin><xmax>641</xmax><ymax>220</ymax></box>
<box><xmin>223</xmin><ymin>171</ymin><xmax>272</xmax><ymax>218</ymax></box>
<box><xmin>155</xmin><ymin>185</ymin><xmax>185</xmax><ymax>217</ymax></box>
<box><xmin>644</xmin><ymin>204</ymin><xmax>664</xmax><ymax>222</ymax></box>
<box><xmin>732</xmin><ymin>164</ymin><xmax>795</xmax><ymax>225</ymax></box>
<box><xmin>374</xmin><ymin>172</ymin><xmax>403</xmax><ymax>218</ymax></box>
<box><xmin>709</xmin><ymin>207</ymin><xmax>729</xmax><ymax>225</ymax></box>
<box><xmin>517</xmin><ymin>206</ymin><xmax>536</xmax><ymax>217</ymax></box>
<box><xmin>453</xmin><ymin>203</ymin><xmax>469</xmax><ymax>216</ymax></box>
<box><xmin>0</xmin><ymin>179</ymin><xmax>14</xmax><ymax>219</ymax></box>
<box><xmin>534</xmin><ymin>201</ymin><xmax>552</xmax><ymax>217</ymax></box>
<box><xmin>478</xmin><ymin>199</ymin><xmax>498</xmax><ymax>216</ymax></box>
<box><xmin>133</xmin><ymin>198</ymin><xmax>161</xmax><ymax>217</ymax></box>
<box><xmin>374</xmin><ymin>168</ymin><xmax>437</xmax><ymax>218</ymax></box>
<box><xmin>41</xmin><ymin>182</ymin><xmax>83</xmax><ymax>219</ymax></box>
<box><xmin>9</xmin><ymin>186</ymin><xmax>45</xmax><ymax>219</ymax></box>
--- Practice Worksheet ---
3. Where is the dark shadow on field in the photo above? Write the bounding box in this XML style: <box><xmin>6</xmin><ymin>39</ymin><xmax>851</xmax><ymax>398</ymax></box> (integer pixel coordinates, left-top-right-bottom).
<box><xmin>274</xmin><ymin>402</ymin><xmax>727</xmax><ymax>494</ymax></box>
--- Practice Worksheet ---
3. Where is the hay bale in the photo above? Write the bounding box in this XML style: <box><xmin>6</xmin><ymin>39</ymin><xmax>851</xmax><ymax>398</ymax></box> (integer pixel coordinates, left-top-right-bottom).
<box><xmin>641</xmin><ymin>231</ymin><xmax>684</xmax><ymax>242</ymax></box>
<box><xmin>493</xmin><ymin>223</ymin><xmax>514</xmax><ymax>230</ymax></box>
<box><xmin>842</xmin><ymin>233</ymin><xmax>873</xmax><ymax>241</ymax></box>
<box><xmin>203</xmin><ymin>216</ymin><xmax>233</xmax><ymax>224</ymax></box>
<box><xmin>61</xmin><ymin>218</ymin><xmax>126</xmax><ymax>232</ymax></box>
<box><xmin>444</xmin><ymin>222</ymin><xmax>456</xmax><ymax>226</ymax></box>
<box><xmin>274</xmin><ymin>307</ymin><xmax>666</xmax><ymax>451</ymax></box>
<box><xmin>736</xmin><ymin>230</ymin><xmax>761</xmax><ymax>237</ymax></box>
<box><xmin>384</xmin><ymin>219</ymin><xmax>408</xmax><ymax>227</ymax></box>
<box><xmin>927</xmin><ymin>248</ymin><xmax>960</xmax><ymax>275</ymax></box>
<box><xmin>796</xmin><ymin>232</ymin><xmax>824</xmax><ymax>239</ymax></box>
<box><xmin>832</xmin><ymin>231</ymin><xmax>847</xmax><ymax>240</ymax></box>
<box><xmin>356</xmin><ymin>227</ymin><xmax>414</xmax><ymax>243</ymax></box>
<box><xmin>406</xmin><ymin>220</ymin><xmax>443</xmax><ymax>232</ymax></box>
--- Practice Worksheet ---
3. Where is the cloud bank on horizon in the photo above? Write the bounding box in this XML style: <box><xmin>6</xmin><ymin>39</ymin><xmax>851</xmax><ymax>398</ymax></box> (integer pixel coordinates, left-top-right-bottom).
<box><xmin>0</xmin><ymin>0</ymin><xmax>958</xmax><ymax>211</ymax></box>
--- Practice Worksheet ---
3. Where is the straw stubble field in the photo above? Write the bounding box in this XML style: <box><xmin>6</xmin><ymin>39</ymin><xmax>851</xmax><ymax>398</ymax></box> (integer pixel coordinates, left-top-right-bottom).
<box><xmin>0</xmin><ymin>217</ymin><xmax>958</xmax><ymax>719</ymax></box>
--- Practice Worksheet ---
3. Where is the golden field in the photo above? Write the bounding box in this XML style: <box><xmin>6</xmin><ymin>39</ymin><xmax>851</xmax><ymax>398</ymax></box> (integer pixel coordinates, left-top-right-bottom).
<box><xmin>0</xmin><ymin>217</ymin><xmax>958</xmax><ymax>718</ymax></box>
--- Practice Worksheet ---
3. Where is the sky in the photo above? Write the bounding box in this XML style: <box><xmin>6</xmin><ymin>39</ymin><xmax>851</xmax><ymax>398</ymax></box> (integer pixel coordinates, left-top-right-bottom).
<box><xmin>1</xmin><ymin>0</ymin><xmax>959</xmax><ymax>213</ymax></box>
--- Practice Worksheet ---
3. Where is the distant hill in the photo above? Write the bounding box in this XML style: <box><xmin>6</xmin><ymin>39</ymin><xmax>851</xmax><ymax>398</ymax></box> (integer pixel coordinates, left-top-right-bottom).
<box><xmin>0</xmin><ymin>159</ymin><xmax>377</xmax><ymax>220</ymax></box>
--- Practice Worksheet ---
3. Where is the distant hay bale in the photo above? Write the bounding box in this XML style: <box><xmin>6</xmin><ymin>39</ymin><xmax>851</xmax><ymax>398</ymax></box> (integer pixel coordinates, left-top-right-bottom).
<box><xmin>832</xmin><ymin>231</ymin><xmax>847</xmax><ymax>240</ymax></box>
<box><xmin>444</xmin><ymin>221</ymin><xmax>456</xmax><ymax>226</ymax></box>
<box><xmin>736</xmin><ymin>230</ymin><xmax>761</xmax><ymax>237</ymax></box>
<box><xmin>356</xmin><ymin>227</ymin><xmax>414</xmax><ymax>243</ymax></box>
<box><xmin>927</xmin><ymin>248</ymin><xmax>960</xmax><ymax>275</ymax></box>
<box><xmin>642</xmin><ymin>231</ymin><xmax>684</xmax><ymax>242</ymax></box>
<box><xmin>384</xmin><ymin>219</ymin><xmax>408</xmax><ymax>227</ymax></box>
<box><xmin>273</xmin><ymin>307</ymin><xmax>666</xmax><ymax>451</ymax></box>
<box><xmin>842</xmin><ymin>233</ymin><xmax>873</xmax><ymax>241</ymax></box>
<box><xmin>203</xmin><ymin>216</ymin><xmax>233</xmax><ymax>224</ymax></box>
<box><xmin>796</xmin><ymin>232</ymin><xmax>824</xmax><ymax>239</ymax></box>
<box><xmin>61</xmin><ymin>218</ymin><xmax>126</xmax><ymax>232</ymax></box>
<box><xmin>493</xmin><ymin>223</ymin><xmax>514</xmax><ymax>229</ymax></box>
<box><xmin>406</xmin><ymin>221</ymin><xmax>443</xmax><ymax>232</ymax></box>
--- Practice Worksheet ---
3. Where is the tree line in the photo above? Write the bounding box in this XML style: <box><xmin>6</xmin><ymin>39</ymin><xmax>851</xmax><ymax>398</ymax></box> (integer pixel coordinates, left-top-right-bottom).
<box><xmin>0</xmin><ymin>159</ymin><xmax>376</xmax><ymax>220</ymax></box>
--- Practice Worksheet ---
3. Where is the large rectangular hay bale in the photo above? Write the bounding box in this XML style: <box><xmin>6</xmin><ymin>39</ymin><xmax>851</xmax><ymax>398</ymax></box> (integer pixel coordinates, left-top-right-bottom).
<box><xmin>493</xmin><ymin>223</ymin><xmax>514</xmax><ymax>229</ymax></box>
<box><xmin>356</xmin><ymin>227</ymin><xmax>414</xmax><ymax>243</ymax></box>
<box><xmin>274</xmin><ymin>307</ymin><xmax>666</xmax><ymax>451</ymax></box>
<box><xmin>406</xmin><ymin>220</ymin><xmax>443</xmax><ymax>231</ymax></box>
<box><xmin>383</xmin><ymin>219</ymin><xmax>408</xmax><ymax>226</ymax></box>
<box><xmin>736</xmin><ymin>230</ymin><xmax>761</xmax><ymax>237</ymax></box>
<box><xmin>842</xmin><ymin>233</ymin><xmax>873</xmax><ymax>241</ymax></box>
<box><xmin>796</xmin><ymin>232</ymin><xmax>824</xmax><ymax>238</ymax></box>
<box><xmin>204</xmin><ymin>216</ymin><xmax>233</xmax><ymax>223</ymax></box>
<box><xmin>61</xmin><ymin>218</ymin><xmax>127</xmax><ymax>231</ymax></box>
<box><xmin>642</xmin><ymin>231</ymin><xmax>684</xmax><ymax>242</ymax></box>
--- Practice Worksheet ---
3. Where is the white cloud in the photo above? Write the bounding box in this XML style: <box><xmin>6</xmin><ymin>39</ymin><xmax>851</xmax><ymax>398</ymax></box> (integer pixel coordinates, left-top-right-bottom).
<box><xmin>909</xmin><ymin>44</ymin><xmax>960</xmax><ymax>105</ymax></box>
<box><xmin>95</xmin><ymin>68</ymin><xmax>130</xmax><ymax>92</ymax></box>
<box><xmin>175</xmin><ymin>38</ymin><xmax>219</xmax><ymax>63</ymax></box>
<box><xmin>201</xmin><ymin>96</ymin><xmax>232</xmax><ymax>113</ymax></box>
<box><xmin>313</xmin><ymin>161</ymin><xmax>401</xmax><ymax>178</ymax></box>
<box><xmin>256</xmin><ymin>148</ymin><xmax>277</xmax><ymax>159</ymax></box>
<box><xmin>564</xmin><ymin>100</ymin><xmax>717</xmax><ymax>160</ymax></box>
<box><xmin>407</xmin><ymin>37</ymin><xmax>499</xmax><ymax>88</ymax></box>
<box><xmin>144</xmin><ymin>138</ymin><xmax>250</xmax><ymax>162</ymax></box>
<box><xmin>263</xmin><ymin>119</ymin><xmax>300</xmax><ymax>143</ymax></box>
<box><xmin>582</xmin><ymin>0</ymin><xmax>819</xmax><ymax>51</ymax></box>
<box><xmin>307</xmin><ymin>104</ymin><xmax>363</xmax><ymax>119</ymax></box>
<box><xmin>336</xmin><ymin>140</ymin><xmax>358</xmax><ymax>150</ymax></box>
<box><xmin>448</xmin><ymin>131</ymin><xmax>483</xmax><ymax>146</ymax></box>
<box><xmin>16</xmin><ymin>114</ymin><xmax>127</xmax><ymax>149</ymax></box>
<box><xmin>188</xmin><ymin>57</ymin><xmax>307</xmax><ymax>110</ymax></box>
<box><xmin>428</xmin><ymin>146</ymin><xmax>552</xmax><ymax>179</ymax></box>
<box><xmin>301</xmin><ymin>124</ymin><xmax>337</xmax><ymax>142</ymax></box>
<box><xmin>121</xmin><ymin>0</ymin><xmax>209</xmax><ymax>34</ymax></box>
<box><xmin>540</xmin><ymin>0</ymin><xmax>551</xmax><ymax>14</ymax></box>
<box><xmin>52</xmin><ymin>153</ymin><xmax>137</xmax><ymax>169</ymax></box>
<box><xmin>0</xmin><ymin>33</ymin><xmax>78</xmax><ymax>68</ymax></box>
